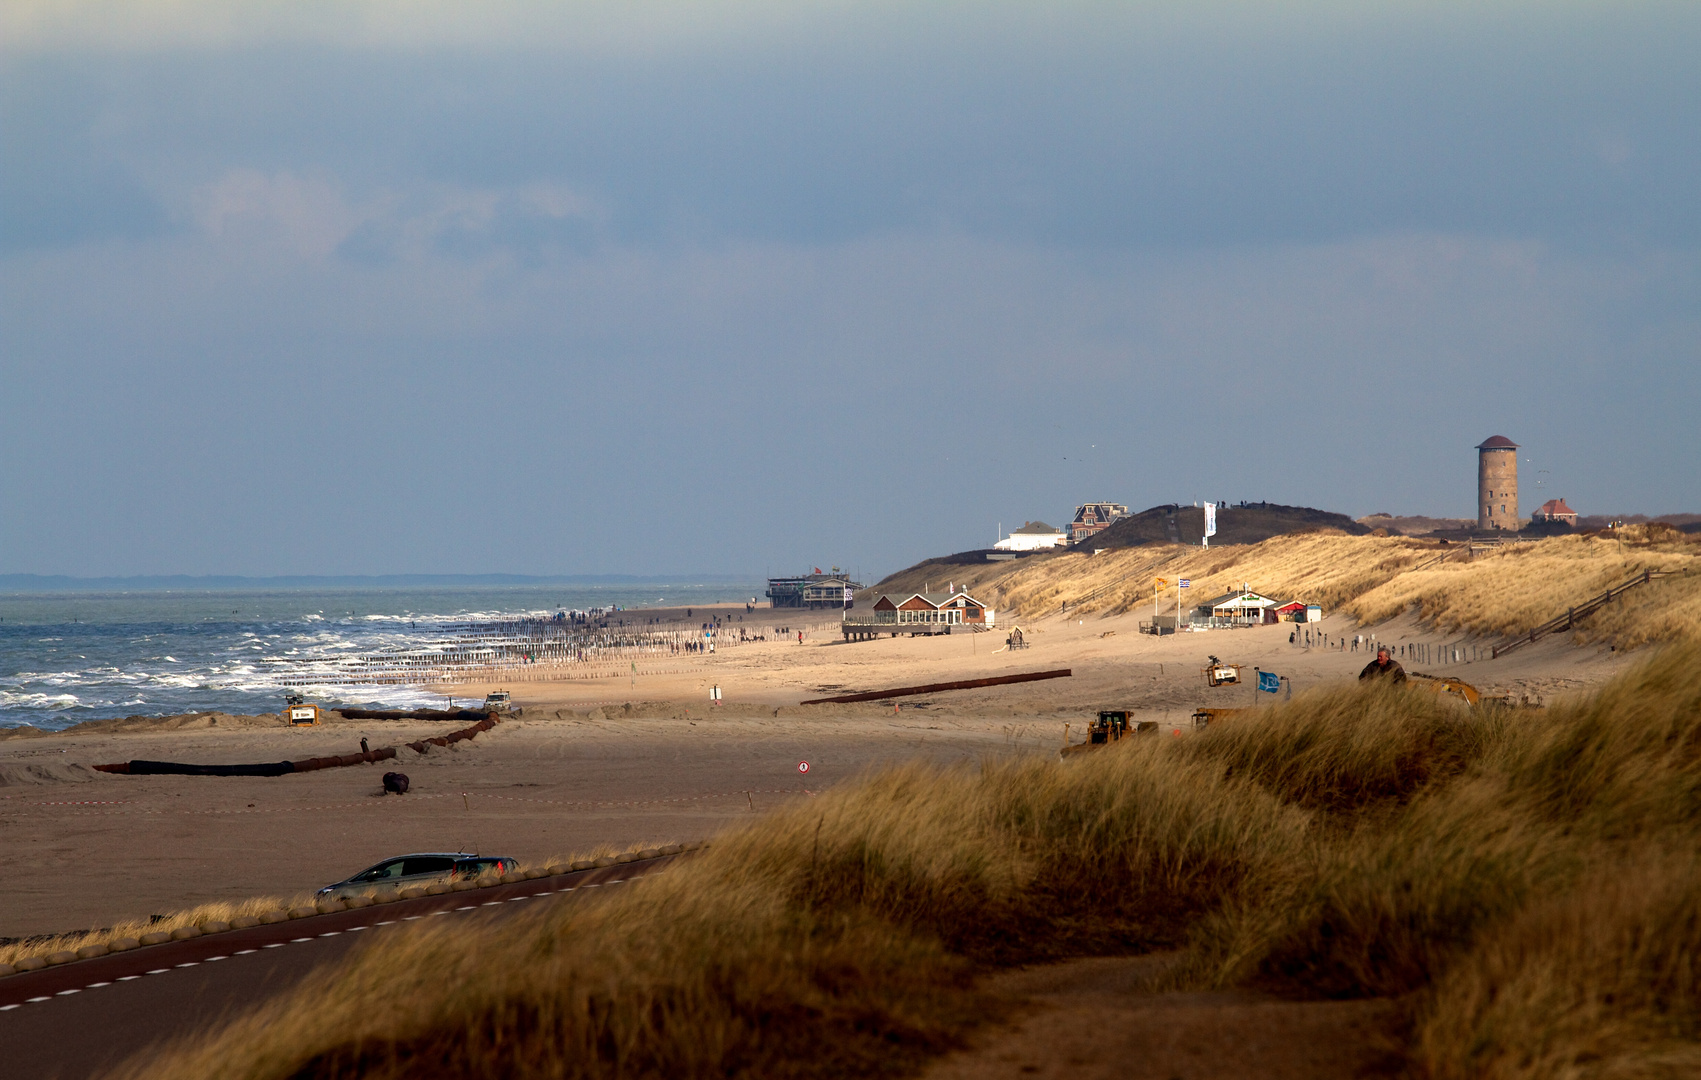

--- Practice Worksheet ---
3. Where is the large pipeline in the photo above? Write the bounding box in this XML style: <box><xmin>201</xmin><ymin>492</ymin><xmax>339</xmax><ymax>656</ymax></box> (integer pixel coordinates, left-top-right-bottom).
<box><xmin>799</xmin><ymin>669</ymin><xmax>1072</xmax><ymax>705</ymax></box>
<box><xmin>93</xmin><ymin>714</ymin><xmax>496</xmax><ymax>775</ymax></box>
<box><xmin>336</xmin><ymin>708</ymin><xmax>495</xmax><ymax>722</ymax></box>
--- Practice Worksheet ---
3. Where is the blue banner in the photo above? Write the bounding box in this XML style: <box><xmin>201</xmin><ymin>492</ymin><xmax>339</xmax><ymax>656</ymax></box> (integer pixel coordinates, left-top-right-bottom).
<box><xmin>1258</xmin><ymin>670</ymin><xmax>1281</xmax><ymax>694</ymax></box>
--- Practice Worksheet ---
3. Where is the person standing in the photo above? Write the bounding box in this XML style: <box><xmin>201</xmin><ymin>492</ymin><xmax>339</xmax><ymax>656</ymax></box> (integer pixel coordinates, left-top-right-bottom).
<box><xmin>1358</xmin><ymin>646</ymin><xmax>1407</xmax><ymax>684</ymax></box>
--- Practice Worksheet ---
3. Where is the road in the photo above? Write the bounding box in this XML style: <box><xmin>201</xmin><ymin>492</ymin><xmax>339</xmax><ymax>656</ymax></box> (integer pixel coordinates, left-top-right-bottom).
<box><xmin>1</xmin><ymin>857</ymin><xmax>671</xmax><ymax>1080</ymax></box>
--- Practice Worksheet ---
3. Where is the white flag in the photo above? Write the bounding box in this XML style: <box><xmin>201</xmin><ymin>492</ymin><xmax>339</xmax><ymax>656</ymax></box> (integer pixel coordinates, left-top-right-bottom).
<box><xmin>1204</xmin><ymin>502</ymin><xmax>1218</xmax><ymax>538</ymax></box>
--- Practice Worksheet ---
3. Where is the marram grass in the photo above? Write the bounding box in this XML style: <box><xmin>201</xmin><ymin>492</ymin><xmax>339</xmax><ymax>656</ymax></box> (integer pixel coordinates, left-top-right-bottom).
<box><xmin>111</xmin><ymin>642</ymin><xmax>1701</xmax><ymax>1079</ymax></box>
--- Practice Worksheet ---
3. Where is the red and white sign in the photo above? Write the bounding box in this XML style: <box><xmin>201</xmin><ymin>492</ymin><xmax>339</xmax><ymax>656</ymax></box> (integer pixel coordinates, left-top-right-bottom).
<box><xmin>798</xmin><ymin>761</ymin><xmax>810</xmax><ymax>774</ymax></box>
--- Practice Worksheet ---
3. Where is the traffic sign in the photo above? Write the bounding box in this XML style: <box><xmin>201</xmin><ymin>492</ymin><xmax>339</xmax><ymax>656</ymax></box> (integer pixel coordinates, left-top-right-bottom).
<box><xmin>798</xmin><ymin>761</ymin><xmax>810</xmax><ymax>774</ymax></box>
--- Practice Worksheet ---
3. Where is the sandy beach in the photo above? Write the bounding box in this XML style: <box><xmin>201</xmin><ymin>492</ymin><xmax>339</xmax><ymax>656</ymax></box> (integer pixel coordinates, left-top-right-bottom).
<box><xmin>0</xmin><ymin>603</ymin><xmax>1634</xmax><ymax>940</ymax></box>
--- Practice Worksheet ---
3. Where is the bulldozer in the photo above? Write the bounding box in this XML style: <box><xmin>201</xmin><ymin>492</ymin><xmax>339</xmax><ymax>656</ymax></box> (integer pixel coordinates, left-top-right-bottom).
<box><xmin>1060</xmin><ymin>710</ymin><xmax>1160</xmax><ymax>756</ymax></box>
<box><xmin>1408</xmin><ymin>672</ymin><xmax>1481</xmax><ymax>705</ymax></box>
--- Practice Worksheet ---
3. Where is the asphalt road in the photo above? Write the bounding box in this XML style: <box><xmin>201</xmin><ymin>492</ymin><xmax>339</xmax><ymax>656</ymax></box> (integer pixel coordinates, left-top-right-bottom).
<box><xmin>1</xmin><ymin>857</ymin><xmax>672</xmax><ymax>1080</ymax></box>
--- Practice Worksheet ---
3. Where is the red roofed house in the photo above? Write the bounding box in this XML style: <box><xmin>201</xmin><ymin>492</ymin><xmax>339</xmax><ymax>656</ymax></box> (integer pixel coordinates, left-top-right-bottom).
<box><xmin>1531</xmin><ymin>498</ymin><xmax>1578</xmax><ymax>526</ymax></box>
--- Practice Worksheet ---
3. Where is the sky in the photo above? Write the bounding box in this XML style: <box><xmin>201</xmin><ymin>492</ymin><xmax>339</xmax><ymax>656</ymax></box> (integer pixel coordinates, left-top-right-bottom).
<box><xmin>3</xmin><ymin>1</ymin><xmax>1698</xmax><ymax>579</ymax></box>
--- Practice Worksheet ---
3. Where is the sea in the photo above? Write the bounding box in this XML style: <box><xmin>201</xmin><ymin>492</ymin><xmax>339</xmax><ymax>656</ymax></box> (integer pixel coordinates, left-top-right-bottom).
<box><xmin>0</xmin><ymin>582</ymin><xmax>761</xmax><ymax>732</ymax></box>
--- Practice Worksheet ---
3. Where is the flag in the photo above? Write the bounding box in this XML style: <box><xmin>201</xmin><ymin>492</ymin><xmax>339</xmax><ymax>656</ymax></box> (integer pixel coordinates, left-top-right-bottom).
<box><xmin>814</xmin><ymin>567</ymin><xmax>822</xmax><ymax>574</ymax></box>
<box><xmin>1204</xmin><ymin>502</ymin><xmax>1218</xmax><ymax>538</ymax></box>
<box><xmin>1179</xmin><ymin>578</ymin><xmax>1191</xmax><ymax>588</ymax></box>
<box><xmin>1258</xmin><ymin>670</ymin><xmax>1281</xmax><ymax>693</ymax></box>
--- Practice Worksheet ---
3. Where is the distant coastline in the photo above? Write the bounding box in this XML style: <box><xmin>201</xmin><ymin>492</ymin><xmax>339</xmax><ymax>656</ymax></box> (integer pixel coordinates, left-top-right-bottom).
<box><xmin>0</xmin><ymin>573</ymin><xmax>753</xmax><ymax>593</ymax></box>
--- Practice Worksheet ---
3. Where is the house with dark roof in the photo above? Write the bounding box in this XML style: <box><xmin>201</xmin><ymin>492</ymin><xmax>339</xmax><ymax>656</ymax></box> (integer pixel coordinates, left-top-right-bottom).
<box><xmin>841</xmin><ymin>589</ymin><xmax>995</xmax><ymax>640</ymax></box>
<box><xmin>995</xmin><ymin>521</ymin><xmax>1068</xmax><ymax>551</ymax></box>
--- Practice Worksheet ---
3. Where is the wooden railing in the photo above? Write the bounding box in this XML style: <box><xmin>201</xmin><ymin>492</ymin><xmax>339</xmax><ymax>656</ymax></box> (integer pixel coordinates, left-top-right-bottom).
<box><xmin>1491</xmin><ymin>568</ymin><xmax>1681</xmax><ymax>659</ymax></box>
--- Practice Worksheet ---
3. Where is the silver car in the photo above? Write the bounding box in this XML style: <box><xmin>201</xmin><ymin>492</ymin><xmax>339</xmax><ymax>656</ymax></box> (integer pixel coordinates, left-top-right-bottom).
<box><xmin>316</xmin><ymin>852</ymin><xmax>518</xmax><ymax>900</ymax></box>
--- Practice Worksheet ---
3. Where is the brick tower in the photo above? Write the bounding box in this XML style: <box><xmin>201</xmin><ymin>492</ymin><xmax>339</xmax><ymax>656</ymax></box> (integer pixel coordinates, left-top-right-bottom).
<box><xmin>1477</xmin><ymin>435</ymin><xmax>1519</xmax><ymax>531</ymax></box>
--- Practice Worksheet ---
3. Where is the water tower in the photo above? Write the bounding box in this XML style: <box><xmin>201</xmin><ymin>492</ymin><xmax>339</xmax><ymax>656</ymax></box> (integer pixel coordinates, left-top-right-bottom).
<box><xmin>1477</xmin><ymin>436</ymin><xmax>1519</xmax><ymax>531</ymax></box>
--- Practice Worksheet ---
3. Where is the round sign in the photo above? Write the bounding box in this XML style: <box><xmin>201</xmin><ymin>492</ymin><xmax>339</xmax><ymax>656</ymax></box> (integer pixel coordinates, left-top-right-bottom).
<box><xmin>798</xmin><ymin>761</ymin><xmax>810</xmax><ymax>774</ymax></box>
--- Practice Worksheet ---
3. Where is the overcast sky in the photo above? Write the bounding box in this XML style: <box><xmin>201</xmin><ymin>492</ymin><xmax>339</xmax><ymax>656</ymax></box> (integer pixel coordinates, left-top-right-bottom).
<box><xmin>3</xmin><ymin>1</ymin><xmax>1697</xmax><ymax>579</ymax></box>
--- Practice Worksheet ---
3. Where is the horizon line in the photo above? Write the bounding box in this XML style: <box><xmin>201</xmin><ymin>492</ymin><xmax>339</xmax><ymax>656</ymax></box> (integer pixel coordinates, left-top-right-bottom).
<box><xmin>0</xmin><ymin>572</ymin><xmax>761</xmax><ymax>593</ymax></box>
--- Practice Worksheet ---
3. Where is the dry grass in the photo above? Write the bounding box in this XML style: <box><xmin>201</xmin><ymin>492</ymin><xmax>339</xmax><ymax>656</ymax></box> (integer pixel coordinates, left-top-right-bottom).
<box><xmin>0</xmin><ymin>894</ymin><xmax>314</xmax><ymax>967</ymax></box>
<box><xmin>0</xmin><ymin>841</ymin><xmax>662</xmax><ymax>969</ymax></box>
<box><xmin>888</xmin><ymin>526</ymin><xmax>1698</xmax><ymax>647</ymax></box>
<box><xmin>107</xmin><ymin>641</ymin><xmax>1701</xmax><ymax>1079</ymax></box>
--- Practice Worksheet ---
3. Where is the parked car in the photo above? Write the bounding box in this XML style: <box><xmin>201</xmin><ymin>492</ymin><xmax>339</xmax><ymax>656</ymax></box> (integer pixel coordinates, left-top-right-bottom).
<box><xmin>316</xmin><ymin>852</ymin><xmax>519</xmax><ymax>900</ymax></box>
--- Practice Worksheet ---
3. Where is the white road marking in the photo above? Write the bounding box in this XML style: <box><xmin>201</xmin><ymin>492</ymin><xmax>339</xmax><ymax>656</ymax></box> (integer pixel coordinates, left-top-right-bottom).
<box><xmin>0</xmin><ymin>870</ymin><xmax>631</xmax><ymax>1012</ymax></box>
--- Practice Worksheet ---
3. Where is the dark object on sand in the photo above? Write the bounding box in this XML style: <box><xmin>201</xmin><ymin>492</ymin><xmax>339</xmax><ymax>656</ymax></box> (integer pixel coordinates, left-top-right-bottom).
<box><xmin>94</xmin><ymin>714</ymin><xmax>500</xmax><ymax>775</ymax></box>
<box><xmin>338</xmin><ymin>708</ymin><xmax>494</xmax><ymax>722</ymax></box>
<box><xmin>360</xmin><ymin>738</ymin><xmax>369</xmax><ymax>753</ymax></box>
<box><xmin>799</xmin><ymin>668</ymin><xmax>1072</xmax><ymax>705</ymax></box>
<box><xmin>121</xmin><ymin>759</ymin><xmax>297</xmax><ymax>777</ymax></box>
<box><xmin>383</xmin><ymin>771</ymin><xmax>410</xmax><ymax>795</ymax></box>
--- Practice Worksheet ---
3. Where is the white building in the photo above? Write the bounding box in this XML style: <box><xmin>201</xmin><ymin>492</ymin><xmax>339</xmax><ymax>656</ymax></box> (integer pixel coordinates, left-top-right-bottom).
<box><xmin>995</xmin><ymin>521</ymin><xmax>1069</xmax><ymax>551</ymax></box>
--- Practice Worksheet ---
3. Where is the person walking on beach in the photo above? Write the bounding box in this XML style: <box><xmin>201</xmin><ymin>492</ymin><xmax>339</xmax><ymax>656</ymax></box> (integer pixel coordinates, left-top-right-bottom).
<box><xmin>1359</xmin><ymin>646</ymin><xmax>1407</xmax><ymax>684</ymax></box>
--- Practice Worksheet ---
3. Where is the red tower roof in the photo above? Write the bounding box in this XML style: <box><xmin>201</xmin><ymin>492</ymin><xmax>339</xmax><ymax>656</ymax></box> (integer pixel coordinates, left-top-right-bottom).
<box><xmin>1476</xmin><ymin>435</ymin><xmax>1519</xmax><ymax>450</ymax></box>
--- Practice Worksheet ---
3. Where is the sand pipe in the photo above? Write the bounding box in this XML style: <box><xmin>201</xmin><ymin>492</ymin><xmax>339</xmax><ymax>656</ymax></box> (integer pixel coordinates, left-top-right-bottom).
<box><xmin>799</xmin><ymin>669</ymin><xmax>1072</xmax><ymax>705</ymax></box>
<box><xmin>337</xmin><ymin>708</ymin><xmax>494</xmax><ymax>722</ymax></box>
<box><xmin>94</xmin><ymin>714</ymin><xmax>498</xmax><ymax>775</ymax></box>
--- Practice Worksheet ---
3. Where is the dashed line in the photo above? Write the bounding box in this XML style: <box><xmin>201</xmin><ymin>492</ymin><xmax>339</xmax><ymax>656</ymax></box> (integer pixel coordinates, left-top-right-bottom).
<box><xmin>1</xmin><ymin>877</ymin><xmax>638</xmax><ymax>1011</ymax></box>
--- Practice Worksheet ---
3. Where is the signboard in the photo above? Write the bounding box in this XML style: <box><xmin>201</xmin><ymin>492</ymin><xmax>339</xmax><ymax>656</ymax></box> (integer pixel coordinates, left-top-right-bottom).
<box><xmin>288</xmin><ymin>704</ymin><xmax>319</xmax><ymax>725</ymax></box>
<box><xmin>1258</xmin><ymin>671</ymin><xmax>1281</xmax><ymax>694</ymax></box>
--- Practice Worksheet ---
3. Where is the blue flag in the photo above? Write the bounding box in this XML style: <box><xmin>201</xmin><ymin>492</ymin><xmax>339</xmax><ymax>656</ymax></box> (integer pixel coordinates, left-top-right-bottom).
<box><xmin>1258</xmin><ymin>670</ymin><xmax>1281</xmax><ymax>694</ymax></box>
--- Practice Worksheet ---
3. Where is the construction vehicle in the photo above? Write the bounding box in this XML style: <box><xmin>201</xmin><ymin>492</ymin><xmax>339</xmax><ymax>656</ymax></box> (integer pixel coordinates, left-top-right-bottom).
<box><xmin>1060</xmin><ymin>710</ymin><xmax>1159</xmax><ymax>756</ymax></box>
<box><xmin>284</xmin><ymin>692</ymin><xmax>321</xmax><ymax>726</ymax></box>
<box><xmin>1408</xmin><ymin>672</ymin><xmax>1481</xmax><ymax>705</ymax></box>
<box><xmin>1203</xmin><ymin>656</ymin><xmax>1242</xmax><ymax>687</ymax></box>
<box><xmin>1191</xmin><ymin>707</ymin><xmax>1251</xmax><ymax>730</ymax></box>
<box><xmin>483</xmin><ymin>690</ymin><xmax>517</xmax><ymax>715</ymax></box>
